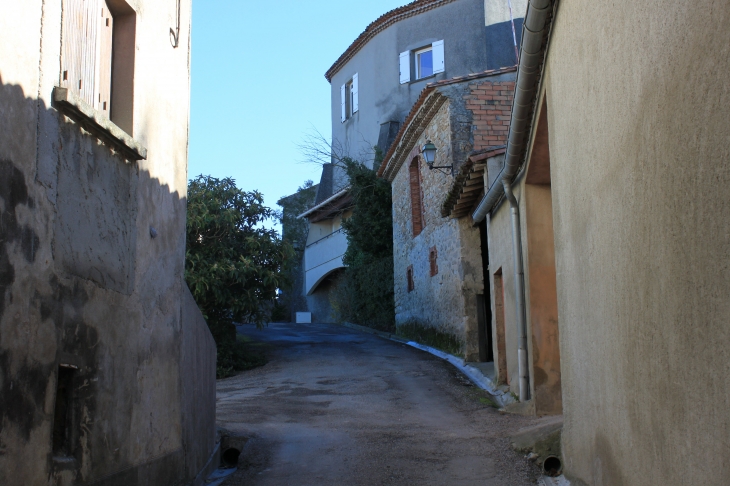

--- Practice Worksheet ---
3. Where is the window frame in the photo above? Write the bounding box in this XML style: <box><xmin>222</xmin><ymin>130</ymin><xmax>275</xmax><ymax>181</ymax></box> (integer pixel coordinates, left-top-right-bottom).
<box><xmin>415</xmin><ymin>46</ymin><xmax>433</xmax><ymax>80</ymax></box>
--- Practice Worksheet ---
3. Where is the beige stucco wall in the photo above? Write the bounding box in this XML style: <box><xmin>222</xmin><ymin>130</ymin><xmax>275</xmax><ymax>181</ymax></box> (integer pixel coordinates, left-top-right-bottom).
<box><xmin>0</xmin><ymin>1</ymin><xmax>217</xmax><ymax>485</ymax></box>
<box><xmin>392</xmin><ymin>102</ymin><xmax>484</xmax><ymax>359</ymax></box>
<box><xmin>544</xmin><ymin>0</ymin><xmax>730</xmax><ymax>483</ymax></box>
<box><xmin>486</xmin><ymin>184</ymin><xmax>523</xmax><ymax>392</ymax></box>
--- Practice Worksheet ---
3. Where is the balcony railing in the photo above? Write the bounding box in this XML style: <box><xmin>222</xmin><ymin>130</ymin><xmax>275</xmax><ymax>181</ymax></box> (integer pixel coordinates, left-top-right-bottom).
<box><xmin>306</xmin><ymin>228</ymin><xmax>343</xmax><ymax>248</ymax></box>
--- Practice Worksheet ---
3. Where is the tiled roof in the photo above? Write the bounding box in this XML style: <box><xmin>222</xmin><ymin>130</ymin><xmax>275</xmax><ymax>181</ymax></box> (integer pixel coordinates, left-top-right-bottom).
<box><xmin>324</xmin><ymin>0</ymin><xmax>459</xmax><ymax>82</ymax></box>
<box><xmin>297</xmin><ymin>187</ymin><xmax>352</xmax><ymax>222</ymax></box>
<box><xmin>441</xmin><ymin>147</ymin><xmax>506</xmax><ymax>218</ymax></box>
<box><xmin>377</xmin><ymin>66</ymin><xmax>517</xmax><ymax>181</ymax></box>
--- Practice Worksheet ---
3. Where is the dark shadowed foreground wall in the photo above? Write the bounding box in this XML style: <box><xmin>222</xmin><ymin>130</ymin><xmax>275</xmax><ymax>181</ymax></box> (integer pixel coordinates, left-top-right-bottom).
<box><xmin>0</xmin><ymin>1</ymin><xmax>216</xmax><ymax>485</ymax></box>
<box><xmin>544</xmin><ymin>0</ymin><xmax>730</xmax><ymax>484</ymax></box>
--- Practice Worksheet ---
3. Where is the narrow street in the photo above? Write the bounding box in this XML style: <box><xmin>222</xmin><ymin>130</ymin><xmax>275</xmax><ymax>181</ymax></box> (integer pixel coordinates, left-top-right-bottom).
<box><xmin>217</xmin><ymin>322</ymin><xmax>542</xmax><ymax>485</ymax></box>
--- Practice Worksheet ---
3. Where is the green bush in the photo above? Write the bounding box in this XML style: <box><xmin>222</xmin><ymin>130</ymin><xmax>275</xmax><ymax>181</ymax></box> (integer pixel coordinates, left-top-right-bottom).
<box><xmin>330</xmin><ymin>153</ymin><xmax>395</xmax><ymax>332</ymax></box>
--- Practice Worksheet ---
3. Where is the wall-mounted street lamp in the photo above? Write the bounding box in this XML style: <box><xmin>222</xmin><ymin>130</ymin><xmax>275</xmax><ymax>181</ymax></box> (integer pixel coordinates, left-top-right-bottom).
<box><xmin>421</xmin><ymin>141</ymin><xmax>452</xmax><ymax>175</ymax></box>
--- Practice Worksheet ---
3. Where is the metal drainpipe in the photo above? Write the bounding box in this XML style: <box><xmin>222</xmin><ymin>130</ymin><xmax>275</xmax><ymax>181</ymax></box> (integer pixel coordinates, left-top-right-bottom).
<box><xmin>502</xmin><ymin>179</ymin><xmax>529</xmax><ymax>401</ymax></box>
<box><xmin>470</xmin><ymin>0</ymin><xmax>553</xmax><ymax>403</ymax></box>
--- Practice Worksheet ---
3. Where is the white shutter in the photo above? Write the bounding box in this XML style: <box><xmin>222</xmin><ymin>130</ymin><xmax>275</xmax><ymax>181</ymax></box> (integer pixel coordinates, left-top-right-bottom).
<box><xmin>340</xmin><ymin>83</ymin><xmax>346</xmax><ymax>122</ymax></box>
<box><xmin>399</xmin><ymin>51</ymin><xmax>410</xmax><ymax>84</ymax></box>
<box><xmin>432</xmin><ymin>40</ymin><xmax>445</xmax><ymax>74</ymax></box>
<box><xmin>352</xmin><ymin>73</ymin><xmax>359</xmax><ymax>113</ymax></box>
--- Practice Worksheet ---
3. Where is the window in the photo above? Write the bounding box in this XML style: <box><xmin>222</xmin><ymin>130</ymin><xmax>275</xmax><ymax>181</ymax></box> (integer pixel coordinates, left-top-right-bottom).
<box><xmin>61</xmin><ymin>0</ymin><xmax>136</xmax><ymax>134</ymax></box>
<box><xmin>415</xmin><ymin>47</ymin><xmax>433</xmax><ymax>79</ymax></box>
<box><xmin>340</xmin><ymin>73</ymin><xmax>359</xmax><ymax>122</ymax></box>
<box><xmin>407</xmin><ymin>265</ymin><xmax>414</xmax><ymax>292</ymax></box>
<box><xmin>399</xmin><ymin>40</ymin><xmax>444</xmax><ymax>84</ymax></box>
<box><xmin>429</xmin><ymin>246</ymin><xmax>438</xmax><ymax>276</ymax></box>
<box><xmin>409</xmin><ymin>157</ymin><xmax>424</xmax><ymax>236</ymax></box>
<box><xmin>52</xmin><ymin>365</ymin><xmax>76</xmax><ymax>456</ymax></box>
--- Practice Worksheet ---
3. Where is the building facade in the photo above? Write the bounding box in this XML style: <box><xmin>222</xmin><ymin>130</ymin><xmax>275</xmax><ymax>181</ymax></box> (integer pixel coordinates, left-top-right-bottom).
<box><xmin>379</xmin><ymin>70</ymin><xmax>515</xmax><ymax>362</ymax></box>
<box><xmin>472</xmin><ymin>0</ymin><xmax>730</xmax><ymax>483</ymax></box>
<box><xmin>0</xmin><ymin>1</ymin><xmax>217</xmax><ymax>484</ymax></box>
<box><xmin>298</xmin><ymin>0</ymin><xmax>527</xmax><ymax>322</ymax></box>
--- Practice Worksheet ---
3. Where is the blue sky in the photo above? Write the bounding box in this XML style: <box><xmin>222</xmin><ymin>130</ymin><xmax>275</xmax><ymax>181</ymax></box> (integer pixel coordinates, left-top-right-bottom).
<box><xmin>188</xmin><ymin>1</ymin><xmax>409</xmax><ymax>219</ymax></box>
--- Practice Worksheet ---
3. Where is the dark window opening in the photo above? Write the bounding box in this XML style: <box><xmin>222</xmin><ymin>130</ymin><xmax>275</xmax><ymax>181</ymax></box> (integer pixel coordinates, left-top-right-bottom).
<box><xmin>407</xmin><ymin>265</ymin><xmax>414</xmax><ymax>292</ymax></box>
<box><xmin>429</xmin><ymin>246</ymin><xmax>438</xmax><ymax>276</ymax></box>
<box><xmin>52</xmin><ymin>366</ymin><xmax>75</xmax><ymax>456</ymax></box>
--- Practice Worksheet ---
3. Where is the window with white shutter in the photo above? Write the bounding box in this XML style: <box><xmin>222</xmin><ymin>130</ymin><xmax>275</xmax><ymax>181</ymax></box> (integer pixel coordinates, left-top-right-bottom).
<box><xmin>341</xmin><ymin>73</ymin><xmax>359</xmax><ymax>122</ymax></box>
<box><xmin>399</xmin><ymin>51</ymin><xmax>410</xmax><ymax>84</ymax></box>
<box><xmin>432</xmin><ymin>40</ymin><xmax>445</xmax><ymax>74</ymax></box>
<box><xmin>351</xmin><ymin>73</ymin><xmax>359</xmax><ymax>114</ymax></box>
<box><xmin>341</xmin><ymin>83</ymin><xmax>347</xmax><ymax>122</ymax></box>
<box><xmin>401</xmin><ymin>40</ymin><xmax>445</xmax><ymax>84</ymax></box>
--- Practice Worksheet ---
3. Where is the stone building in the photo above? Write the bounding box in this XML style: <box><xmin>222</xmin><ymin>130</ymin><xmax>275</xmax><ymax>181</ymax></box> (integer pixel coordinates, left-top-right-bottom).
<box><xmin>0</xmin><ymin>1</ymin><xmax>217</xmax><ymax>485</ymax></box>
<box><xmin>470</xmin><ymin>0</ymin><xmax>730</xmax><ymax>483</ymax></box>
<box><xmin>378</xmin><ymin>69</ymin><xmax>516</xmax><ymax>361</ymax></box>
<box><xmin>298</xmin><ymin>0</ymin><xmax>527</xmax><ymax>322</ymax></box>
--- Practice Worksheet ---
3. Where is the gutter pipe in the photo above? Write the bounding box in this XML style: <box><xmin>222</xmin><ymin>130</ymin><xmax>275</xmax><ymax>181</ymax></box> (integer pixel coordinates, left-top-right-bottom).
<box><xmin>472</xmin><ymin>0</ymin><xmax>551</xmax><ymax>223</ymax></box>
<box><xmin>503</xmin><ymin>180</ymin><xmax>529</xmax><ymax>401</ymax></box>
<box><xmin>471</xmin><ymin>0</ymin><xmax>553</xmax><ymax>402</ymax></box>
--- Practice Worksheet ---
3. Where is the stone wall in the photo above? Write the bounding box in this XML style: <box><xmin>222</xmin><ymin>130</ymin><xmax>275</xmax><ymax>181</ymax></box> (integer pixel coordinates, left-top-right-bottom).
<box><xmin>391</xmin><ymin>102</ymin><xmax>484</xmax><ymax>359</ymax></box>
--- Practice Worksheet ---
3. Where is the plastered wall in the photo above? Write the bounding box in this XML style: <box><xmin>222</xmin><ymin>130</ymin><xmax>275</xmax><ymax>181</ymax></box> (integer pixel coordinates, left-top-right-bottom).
<box><xmin>545</xmin><ymin>0</ymin><xmax>730</xmax><ymax>483</ymax></box>
<box><xmin>0</xmin><ymin>1</ymin><xmax>216</xmax><ymax>485</ymax></box>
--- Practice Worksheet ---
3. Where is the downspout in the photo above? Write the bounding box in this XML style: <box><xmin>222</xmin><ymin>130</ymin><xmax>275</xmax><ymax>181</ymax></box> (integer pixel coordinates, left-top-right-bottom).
<box><xmin>471</xmin><ymin>0</ymin><xmax>553</xmax><ymax>402</ymax></box>
<box><xmin>503</xmin><ymin>180</ymin><xmax>529</xmax><ymax>401</ymax></box>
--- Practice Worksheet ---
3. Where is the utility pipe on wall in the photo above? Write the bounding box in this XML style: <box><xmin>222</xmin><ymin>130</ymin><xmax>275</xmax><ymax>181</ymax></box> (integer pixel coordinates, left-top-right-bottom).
<box><xmin>471</xmin><ymin>0</ymin><xmax>554</xmax><ymax>402</ymax></box>
<box><xmin>503</xmin><ymin>180</ymin><xmax>529</xmax><ymax>401</ymax></box>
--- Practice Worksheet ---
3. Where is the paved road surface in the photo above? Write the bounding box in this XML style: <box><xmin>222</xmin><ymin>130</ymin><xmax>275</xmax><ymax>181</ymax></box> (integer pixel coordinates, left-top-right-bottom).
<box><xmin>217</xmin><ymin>322</ymin><xmax>542</xmax><ymax>485</ymax></box>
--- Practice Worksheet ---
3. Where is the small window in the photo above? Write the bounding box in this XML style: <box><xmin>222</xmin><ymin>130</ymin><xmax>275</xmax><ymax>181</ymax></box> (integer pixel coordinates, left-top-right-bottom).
<box><xmin>409</xmin><ymin>157</ymin><xmax>424</xmax><ymax>236</ymax></box>
<box><xmin>399</xmin><ymin>40</ymin><xmax>444</xmax><ymax>85</ymax></box>
<box><xmin>340</xmin><ymin>73</ymin><xmax>359</xmax><ymax>122</ymax></box>
<box><xmin>407</xmin><ymin>265</ymin><xmax>415</xmax><ymax>292</ymax></box>
<box><xmin>429</xmin><ymin>246</ymin><xmax>438</xmax><ymax>276</ymax></box>
<box><xmin>415</xmin><ymin>47</ymin><xmax>433</xmax><ymax>79</ymax></box>
<box><xmin>52</xmin><ymin>365</ymin><xmax>76</xmax><ymax>456</ymax></box>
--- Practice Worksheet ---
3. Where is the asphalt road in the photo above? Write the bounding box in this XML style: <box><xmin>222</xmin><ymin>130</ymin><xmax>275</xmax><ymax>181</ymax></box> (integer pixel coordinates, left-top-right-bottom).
<box><xmin>217</xmin><ymin>322</ymin><xmax>542</xmax><ymax>485</ymax></box>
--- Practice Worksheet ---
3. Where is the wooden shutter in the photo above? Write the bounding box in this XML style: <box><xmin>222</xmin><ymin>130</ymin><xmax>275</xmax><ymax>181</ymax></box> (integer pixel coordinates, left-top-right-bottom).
<box><xmin>351</xmin><ymin>73</ymin><xmax>358</xmax><ymax>114</ymax></box>
<box><xmin>61</xmin><ymin>0</ymin><xmax>113</xmax><ymax>112</ymax></box>
<box><xmin>432</xmin><ymin>40</ymin><xmax>445</xmax><ymax>74</ymax></box>
<box><xmin>97</xmin><ymin>2</ymin><xmax>114</xmax><ymax>116</ymax></box>
<box><xmin>340</xmin><ymin>83</ymin><xmax>346</xmax><ymax>122</ymax></box>
<box><xmin>399</xmin><ymin>51</ymin><xmax>410</xmax><ymax>84</ymax></box>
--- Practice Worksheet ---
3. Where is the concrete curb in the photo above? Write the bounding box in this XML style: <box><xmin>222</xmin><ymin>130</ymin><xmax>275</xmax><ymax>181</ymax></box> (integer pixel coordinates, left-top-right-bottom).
<box><xmin>340</xmin><ymin>321</ymin><xmax>408</xmax><ymax>343</ymax></box>
<box><xmin>339</xmin><ymin>322</ymin><xmax>515</xmax><ymax>407</ymax></box>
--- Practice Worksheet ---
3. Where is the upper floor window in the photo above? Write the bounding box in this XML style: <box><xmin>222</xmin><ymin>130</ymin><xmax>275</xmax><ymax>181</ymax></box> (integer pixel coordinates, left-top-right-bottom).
<box><xmin>61</xmin><ymin>0</ymin><xmax>136</xmax><ymax>134</ymax></box>
<box><xmin>415</xmin><ymin>47</ymin><xmax>433</xmax><ymax>79</ymax></box>
<box><xmin>400</xmin><ymin>40</ymin><xmax>444</xmax><ymax>84</ymax></box>
<box><xmin>340</xmin><ymin>73</ymin><xmax>359</xmax><ymax>122</ymax></box>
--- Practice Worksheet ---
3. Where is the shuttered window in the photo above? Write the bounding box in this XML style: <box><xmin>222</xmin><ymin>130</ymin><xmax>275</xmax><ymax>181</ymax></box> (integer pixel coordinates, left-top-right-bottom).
<box><xmin>351</xmin><ymin>73</ymin><xmax>358</xmax><ymax>114</ymax></box>
<box><xmin>400</xmin><ymin>40</ymin><xmax>444</xmax><ymax>84</ymax></box>
<box><xmin>340</xmin><ymin>73</ymin><xmax>359</xmax><ymax>122</ymax></box>
<box><xmin>432</xmin><ymin>40</ymin><xmax>445</xmax><ymax>74</ymax></box>
<box><xmin>399</xmin><ymin>51</ymin><xmax>410</xmax><ymax>84</ymax></box>
<box><xmin>61</xmin><ymin>0</ymin><xmax>114</xmax><ymax>116</ymax></box>
<box><xmin>409</xmin><ymin>157</ymin><xmax>424</xmax><ymax>237</ymax></box>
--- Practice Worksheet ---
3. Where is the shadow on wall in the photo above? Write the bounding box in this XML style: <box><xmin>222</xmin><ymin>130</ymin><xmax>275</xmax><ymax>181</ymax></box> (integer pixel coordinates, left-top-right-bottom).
<box><xmin>0</xmin><ymin>74</ymin><xmax>216</xmax><ymax>486</ymax></box>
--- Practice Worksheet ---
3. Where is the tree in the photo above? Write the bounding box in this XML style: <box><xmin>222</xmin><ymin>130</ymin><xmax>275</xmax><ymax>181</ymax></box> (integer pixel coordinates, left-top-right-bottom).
<box><xmin>185</xmin><ymin>175</ymin><xmax>293</xmax><ymax>375</ymax></box>
<box><xmin>276</xmin><ymin>180</ymin><xmax>318</xmax><ymax>321</ymax></box>
<box><xmin>333</xmin><ymin>153</ymin><xmax>396</xmax><ymax>331</ymax></box>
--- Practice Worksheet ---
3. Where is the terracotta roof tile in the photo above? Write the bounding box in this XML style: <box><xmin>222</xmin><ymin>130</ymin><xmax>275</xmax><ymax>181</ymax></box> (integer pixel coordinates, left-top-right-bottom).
<box><xmin>325</xmin><ymin>0</ymin><xmax>459</xmax><ymax>82</ymax></box>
